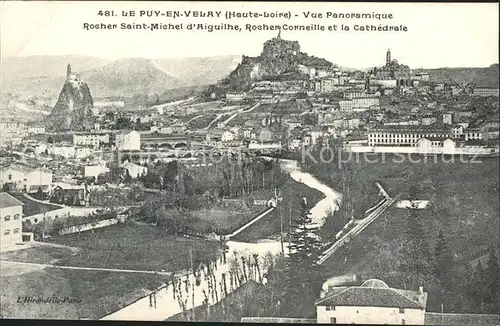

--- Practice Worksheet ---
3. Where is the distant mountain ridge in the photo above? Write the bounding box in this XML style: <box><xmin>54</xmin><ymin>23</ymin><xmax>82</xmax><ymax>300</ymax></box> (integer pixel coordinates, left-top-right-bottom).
<box><xmin>1</xmin><ymin>55</ymin><xmax>243</xmax><ymax>98</ymax></box>
<box><xmin>153</xmin><ymin>55</ymin><xmax>242</xmax><ymax>86</ymax></box>
<box><xmin>423</xmin><ymin>67</ymin><xmax>499</xmax><ymax>87</ymax></box>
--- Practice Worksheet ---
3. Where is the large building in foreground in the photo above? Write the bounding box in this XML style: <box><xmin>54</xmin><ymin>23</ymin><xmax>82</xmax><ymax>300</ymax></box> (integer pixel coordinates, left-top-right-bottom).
<box><xmin>0</xmin><ymin>192</ymin><xmax>23</xmax><ymax>248</ymax></box>
<box><xmin>368</xmin><ymin>125</ymin><xmax>453</xmax><ymax>147</ymax></box>
<box><xmin>316</xmin><ymin>279</ymin><xmax>428</xmax><ymax>325</ymax></box>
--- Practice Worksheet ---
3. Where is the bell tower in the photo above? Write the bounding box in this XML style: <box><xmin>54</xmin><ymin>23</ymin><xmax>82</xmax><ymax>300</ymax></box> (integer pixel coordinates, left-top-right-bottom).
<box><xmin>386</xmin><ymin>49</ymin><xmax>391</xmax><ymax>66</ymax></box>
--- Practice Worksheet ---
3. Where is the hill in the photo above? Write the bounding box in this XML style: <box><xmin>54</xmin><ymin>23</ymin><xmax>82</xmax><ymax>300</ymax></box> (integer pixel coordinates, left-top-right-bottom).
<box><xmin>1</xmin><ymin>55</ymin><xmax>111</xmax><ymax>96</ymax></box>
<box><xmin>75</xmin><ymin>57</ymin><xmax>183</xmax><ymax>98</ymax></box>
<box><xmin>44</xmin><ymin>78</ymin><xmax>95</xmax><ymax>131</ymax></box>
<box><xmin>153</xmin><ymin>55</ymin><xmax>241</xmax><ymax>86</ymax></box>
<box><xmin>425</xmin><ymin>67</ymin><xmax>499</xmax><ymax>87</ymax></box>
<box><xmin>224</xmin><ymin>35</ymin><xmax>334</xmax><ymax>91</ymax></box>
<box><xmin>1</xmin><ymin>55</ymin><xmax>241</xmax><ymax>99</ymax></box>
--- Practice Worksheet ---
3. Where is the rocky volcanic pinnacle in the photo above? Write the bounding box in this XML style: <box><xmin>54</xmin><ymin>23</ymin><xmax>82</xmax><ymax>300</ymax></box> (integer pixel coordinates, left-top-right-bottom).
<box><xmin>226</xmin><ymin>34</ymin><xmax>333</xmax><ymax>91</ymax></box>
<box><xmin>45</xmin><ymin>79</ymin><xmax>95</xmax><ymax>131</ymax></box>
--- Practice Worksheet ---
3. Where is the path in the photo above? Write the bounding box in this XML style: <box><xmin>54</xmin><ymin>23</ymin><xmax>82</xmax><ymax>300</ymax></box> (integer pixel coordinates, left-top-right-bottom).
<box><xmin>204</xmin><ymin>114</ymin><xmax>223</xmax><ymax>130</ymax></box>
<box><xmin>218</xmin><ymin>112</ymin><xmax>239</xmax><ymax>127</ymax></box>
<box><xmin>185</xmin><ymin>114</ymin><xmax>204</xmax><ymax>124</ymax></box>
<box><xmin>223</xmin><ymin>207</ymin><xmax>275</xmax><ymax>240</ymax></box>
<box><xmin>0</xmin><ymin>260</ymin><xmax>177</xmax><ymax>276</ymax></box>
<box><xmin>317</xmin><ymin>183</ymin><xmax>394</xmax><ymax>265</ymax></box>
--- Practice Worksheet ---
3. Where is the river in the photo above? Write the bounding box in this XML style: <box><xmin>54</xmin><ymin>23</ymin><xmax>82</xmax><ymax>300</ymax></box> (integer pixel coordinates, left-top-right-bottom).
<box><xmin>100</xmin><ymin>159</ymin><xmax>341</xmax><ymax>321</ymax></box>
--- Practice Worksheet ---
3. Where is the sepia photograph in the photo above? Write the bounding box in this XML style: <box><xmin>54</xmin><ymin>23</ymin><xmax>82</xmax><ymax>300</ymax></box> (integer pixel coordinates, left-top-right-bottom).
<box><xmin>0</xmin><ymin>1</ymin><xmax>499</xmax><ymax>324</ymax></box>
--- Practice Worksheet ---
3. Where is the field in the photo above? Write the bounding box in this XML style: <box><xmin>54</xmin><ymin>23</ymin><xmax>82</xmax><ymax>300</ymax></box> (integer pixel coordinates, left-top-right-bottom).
<box><xmin>308</xmin><ymin>155</ymin><xmax>499</xmax><ymax>260</ymax></box>
<box><xmin>309</xmin><ymin>155</ymin><xmax>499</xmax><ymax>312</ymax></box>
<box><xmin>12</xmin><ymin>194</ymin><xmax>60</xmax><ymax>216</ymax></box>
<box><xmin>0</xmin><ymin>223</ymin><xmax>222</xmax><ymax>319</ymax></box>
<box><xmin>166</xmin><ymin>281</ymin><xmax>265</xmax><ymax>322</ymax></box>
<box><xmin>47</xmin><ymin>222</ymin><xmax>221</xmax><ymax>270</ymax></box>
<box><xmin>0</xmin><ymin>264</ymin><xmax>158</xmax><ymax>319</ymax></box>
<box><xmin>182</xmin><ymin>206</ymin><xmax>266</xmax><ymax>235</ymax></box>
<box><xmin>232</xmin><ymin>180</ymin><xmax>325</xmax><ymax>242</ymax></box>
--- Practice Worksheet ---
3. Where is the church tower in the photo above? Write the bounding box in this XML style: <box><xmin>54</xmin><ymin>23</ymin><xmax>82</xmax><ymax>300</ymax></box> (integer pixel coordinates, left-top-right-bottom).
<box><xmin>66</xmin><ymin>63</ymin><xmax>72</xmax><ymax>81</ymax></box>
<box><xmin>386</xmin><ymin>49</ymin><xmax>391</xmax><ymax>66</ymax></box>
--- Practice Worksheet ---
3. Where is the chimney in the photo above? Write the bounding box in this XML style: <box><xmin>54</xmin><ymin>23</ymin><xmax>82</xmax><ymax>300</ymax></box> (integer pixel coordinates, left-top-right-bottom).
<box><xmin>419</xmin><ymin>286</ymin><xmax>423</xmax><ymax>294</ymax></box>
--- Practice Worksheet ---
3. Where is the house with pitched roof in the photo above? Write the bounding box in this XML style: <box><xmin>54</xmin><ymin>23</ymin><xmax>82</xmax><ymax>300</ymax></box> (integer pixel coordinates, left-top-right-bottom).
<box><xmin>315</xmin><ymin>279</ymin><xmax>427</xmax><ymax>325</ymax></box>
<box><xmin>0</xmin><ymin>163</ymin><xmax>53</xmax><ymax>193</ymax></box>
<box><xmin>0</xmin><ymin>192</ymin><xmax>23</xmax><ymax>248</ymax></box>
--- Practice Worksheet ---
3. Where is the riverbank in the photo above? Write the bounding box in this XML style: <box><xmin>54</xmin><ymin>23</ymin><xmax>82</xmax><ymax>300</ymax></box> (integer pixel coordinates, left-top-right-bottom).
<box><xmin>231</xmin><ymin>178</ymin><xmax>325</xmax><ymax>243</ymax></box>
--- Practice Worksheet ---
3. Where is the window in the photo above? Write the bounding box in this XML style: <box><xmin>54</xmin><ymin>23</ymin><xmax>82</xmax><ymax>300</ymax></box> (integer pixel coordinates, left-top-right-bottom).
<box><xmin>326</xmin><ymin>306</ymin><xmax>331</xmax><ymax>311</ymax></box>
<box><xmin>4</xmin><ymin>229</ymin><xmax>10</xmax><ymax>235</ymax></box>
<box><xmin>402</xmin><ymin>319</ymin><xmax>405</xmax><ymax>325</ymax></box>
<box><xmin>8</xmin><ymin>174</ymin><xmax>12</xmax><ymax>180</ymax></box>
<box><xmin>13</xmin><ymin>228</ymin><xmax>20</xmax><ymax>234</ymax></box>
<box><xmin>14</xmin><ymin>214</ymin><xmax>20</xmax><ymax>220</ymax></box>
<box><xmin>4</xmin><ymin>215</ymin><xmax>11</xmax><ymax>222</ymax></box>
<box><xmin>399</xmin><ymin>308</ymin><xmax>405</xmax><ymax>314</ymax></box>
<box><xmin>330</xmin><ymin>317</ymin><xmax>337</xmax><ymax>324</ymax></box>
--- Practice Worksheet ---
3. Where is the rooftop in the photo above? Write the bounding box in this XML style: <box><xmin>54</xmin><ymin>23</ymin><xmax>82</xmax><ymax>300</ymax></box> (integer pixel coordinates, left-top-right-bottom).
<box><xmin>316</xmin><ymin>279</ymin><xmax>427</xmax><ymax>310</ymax></box>
<box><xmin>0</xmin><ymin>192</ymin><xmax>24</xmax><ymax>209</ymax></box>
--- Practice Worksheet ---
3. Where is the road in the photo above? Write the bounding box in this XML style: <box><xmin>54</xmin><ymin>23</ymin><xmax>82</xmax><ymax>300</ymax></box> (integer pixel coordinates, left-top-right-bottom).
<box><xmin>0</xmin><ymin>260</ymin><xmax>177</xmax><ymax>276</ymax></box>
<box><xmin>317</xmin><ymin>183</ymin><xmax>394</xmax><ymax>265</ymax></box>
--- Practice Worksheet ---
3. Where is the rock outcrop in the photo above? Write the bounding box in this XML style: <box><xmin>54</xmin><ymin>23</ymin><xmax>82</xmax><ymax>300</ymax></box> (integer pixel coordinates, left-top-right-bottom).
<box><xmin>225</xmin><ymin>34</ymin><xmax>334</xmax><ymax>91</ymax></box>
<box><xmin>45</xmin><ymin>79</ymin><xmax>95</xmax><ymax>131</ymax></box>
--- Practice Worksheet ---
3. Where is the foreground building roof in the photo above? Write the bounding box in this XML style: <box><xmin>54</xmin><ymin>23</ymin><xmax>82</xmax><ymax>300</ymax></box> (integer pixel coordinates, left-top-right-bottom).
<box><xmin>316</xmin><ymin>278</ymin><xmax>427</xmax><ymax>310</ymax></box>
<box><xmin>0</xmin><ymin>192</ymin><xmax>24</xmax><ymax>209</ymax></box>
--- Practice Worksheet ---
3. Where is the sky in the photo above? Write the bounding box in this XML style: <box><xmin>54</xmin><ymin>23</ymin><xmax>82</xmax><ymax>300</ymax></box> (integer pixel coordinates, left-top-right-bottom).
<box><xmin>1</xmin><ymin>1</ymin><xmax>498</xmax><ymax>69</ymax></box>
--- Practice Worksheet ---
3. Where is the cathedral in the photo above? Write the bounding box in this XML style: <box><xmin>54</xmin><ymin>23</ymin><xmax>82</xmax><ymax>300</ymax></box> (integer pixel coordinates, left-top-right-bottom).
<box><xmin>372</xmin><ymin>49</ymin><xmax>412</xmax><ymax>87</ymax></box>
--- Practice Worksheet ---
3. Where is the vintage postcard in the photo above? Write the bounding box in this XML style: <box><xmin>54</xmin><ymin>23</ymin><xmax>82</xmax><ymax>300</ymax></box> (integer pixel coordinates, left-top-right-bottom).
<box><xmin>0</xmin><ymin>1</ymin><xmax>499</xmax><ymax>324</ymax></box>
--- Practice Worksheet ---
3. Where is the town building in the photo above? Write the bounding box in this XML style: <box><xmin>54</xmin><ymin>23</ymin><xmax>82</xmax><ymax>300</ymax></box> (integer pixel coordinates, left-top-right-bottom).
<box><xmin>368</xmin><ymin>125</ymin><xmax>453</xmax><ymax>147</ymax></box>
<box><xmin>221</xmin><ymin>131</ymin><xmax>236</xmax><ymax>142</ymax></box>
<box><xmin>226</xmin><ymin>92</ymin><xmax>247</xmax><ymax>102</ymax></box>
<box><xmin>115</xmin><ymin>130</ymin><xmax>141</xmax><ymax>151</ymax></box>
<box><xmin>343</xmin><ymin>89</ymin><xmax>369</xmax><ymax>99</ymax></box>
<box><xmin>369</xmin><ymin>79</ymin><xmax>398</xmax><ymax>89</ymax></box>
<box><xmin>473</xmin><ymin>87</ymin><xmax>499</xmax><ymax>97</ymax></box>
<box><xmin>0</xmin><ymin>192</ymin><xmax>23</xmax><ymax>248</ymax></box>
<box><xmin>121</xmin><ymin>161</ymin><xmax>148</xmax><ymax>179</ymax></box>
<box><xmin>316</xmin><ymin>279</ymin><xmax>427</xmax><ymax>325</ymax></box>
<box><xmin>442</xmin><ymin>113</ymin><xmax>453</xmax><ymax>125</ymax></box>
<box><xmin>0</xmin><ymin>164</ymin><xmax>53</xmax><ymax>193</ymax></box>
<box><xmin>84</xmin><ymin>165</ymin><xmax>110</xmax><ymax>179</ymax></box>
<box><xmin>258</xmin><ymin>128</ymin><xmax>274</xmax><ymax>143</ymax></box>
<box><xmin>28</xmin><ymin>126</ymin><xmax>46</xmax><ymax>134</ymax></box>
<box><xmin>339</xmin><ymin>98</ymin><xmax>379</xmax><ymax>111</ymax></box>
<box><xmin>413</xmin><ymin>71</ymin><xmax>430</xmax><ymax>82</ymax></box>
<box><xmin>73</xmin><ymin>133</ymin><xmax>110</xmax><ymax>148</ymax></box>
<box><xmin>464</xmin><ymin>128</ymin><xmax>483</xmax><ymax>141</ymax></box>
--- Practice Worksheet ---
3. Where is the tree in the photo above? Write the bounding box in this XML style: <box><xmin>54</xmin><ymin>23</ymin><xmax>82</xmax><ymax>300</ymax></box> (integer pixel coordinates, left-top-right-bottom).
<box><xmin>124</xmin><ymin>170</ymin><xmax>132</xmax><ymax>183</ymax></box>
<box><xmin>485</xmin><ymin>247</ymin><xmax>499</xmax><ymax>309</ymax></box>
<box><xmin>434</xmin><ymin>229</ymin><xmax>454</xmax><ymax>289</ymax></box>
<box><xmin>471</xmin><ymin>260</ymin><xmax>488</xmax><ymax>312</ymax></box>
<box><xmin>284</xmin><ymin>204</ymin><xmax>324</xmax><ymax>317</ymax></box>
<box><xmin>405</xmin><ymin>186</ymin><xmax>432</xmax><ymax>276</ymax></box>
